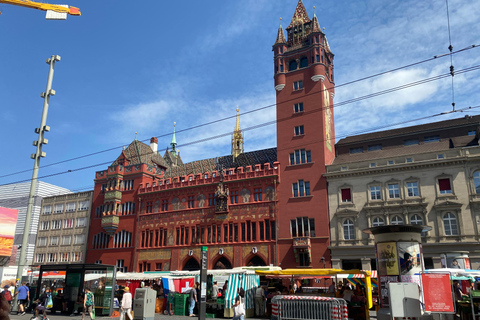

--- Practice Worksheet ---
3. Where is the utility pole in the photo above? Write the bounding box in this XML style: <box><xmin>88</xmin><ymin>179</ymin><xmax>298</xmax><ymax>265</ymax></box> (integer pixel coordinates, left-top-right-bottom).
<box><xmin>12</xmin><ymin>55</ymin><xmax>60</xmax><ymax>313</ymax></box>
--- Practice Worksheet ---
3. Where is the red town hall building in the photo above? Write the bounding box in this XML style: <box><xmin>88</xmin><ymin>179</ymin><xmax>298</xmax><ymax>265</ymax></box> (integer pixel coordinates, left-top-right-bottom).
<box><xmin>86</xmin><ymin>0</ymin><xmax>336</xmax><ymax>272</ymax></box>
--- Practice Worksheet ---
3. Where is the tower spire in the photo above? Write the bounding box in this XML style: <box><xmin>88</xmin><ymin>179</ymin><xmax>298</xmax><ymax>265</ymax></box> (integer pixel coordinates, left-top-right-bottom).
<box><xmin>311</xmin><ymin>6</ymin><xmax>321</xmax><ymax>33</ymax></box>
<box><xmin>231</xmin><ymin>106</ymin><xmax>244</xmax><ymax>161</ymax></box>
<box><xmin>274</xmin><ymin>18</ymin><xmax>287</xmax><ymax>45</ymax></box>
<box><xmin>170</xmin><ymin>122</ymin><xmax>177</xmax><ymax>156</ymax></box>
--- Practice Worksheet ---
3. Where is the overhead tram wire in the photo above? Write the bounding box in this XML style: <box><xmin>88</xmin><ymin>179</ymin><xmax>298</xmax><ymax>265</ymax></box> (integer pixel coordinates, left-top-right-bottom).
<box><xmin>445</xmin><ymin>0</ymin><xmax>456</xmax><ymax>111</ymax></box>
<box><xmin>1</xmin><ymin>64</ymin><xmax>480</xmax><ymax>185</ymax></box>
<box><xmin>0</xmin><ymin>46</ymin><xmax>478</xmax><ymax>181</ymax></box>
<box><xmin>3</xmin><ymin>103</ymin><xmax>480</xmax><ymax>190</ymax></box>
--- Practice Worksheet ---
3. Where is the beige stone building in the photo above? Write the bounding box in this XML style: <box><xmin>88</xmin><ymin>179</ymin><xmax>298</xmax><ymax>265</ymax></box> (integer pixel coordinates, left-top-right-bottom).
<box><xmin>326</xmin><ymin>115</ymin><xmax>480</xmax><ymax>271</ymax></box>
<box><xmin>34</xmin><ymin>191</ymin><xmax>93</xmax><ymax>265</ymax></box>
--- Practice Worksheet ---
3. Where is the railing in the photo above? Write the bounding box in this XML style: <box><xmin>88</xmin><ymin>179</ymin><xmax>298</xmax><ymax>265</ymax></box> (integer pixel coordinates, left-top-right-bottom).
<box><xmin>271</xmin><ymin>295</ymin><xmax>348</xmax><ymax>320</ymax></box>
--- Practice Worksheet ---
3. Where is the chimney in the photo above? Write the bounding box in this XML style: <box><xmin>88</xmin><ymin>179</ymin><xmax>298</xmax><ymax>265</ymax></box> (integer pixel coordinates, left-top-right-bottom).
<box><xmin>150</xmin><ymin>137</ymin><xmax>158</xmax><ymax>153</ymax></box>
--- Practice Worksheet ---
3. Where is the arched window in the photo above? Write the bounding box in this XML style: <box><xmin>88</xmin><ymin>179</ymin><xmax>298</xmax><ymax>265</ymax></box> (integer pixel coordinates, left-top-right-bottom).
<box><xmin>410</xmin><ymin>214</ymin><xmax>423</xmax><ymax>225</ymax></box>
<box><xmin>391</xmin><ymin>215</ymin><xmax>404</xmax><ymax>225</ymax></box>
<box><xmin>343</xmin><ymin>219</ymin><xmax>355</xmax><ymax>240</ymax></box>
<box><xmin>474</xmin><ymin>171</ymin><xmax>480</xmax><ymax>194</ymax></box>
<box><xmin>300</xmin><ymin>57</ymin><xmax>308</xmax><ymax>68</ymax></box>
<box><xmin>443</xmin><ymin>212</ymin><xmax>459</xmax><ymax>235</ymax></box>
<box><xmin>372</xmin><ymin>217</ymin><xmax>385</xmax><ymax>227</ymax></box>
<box><xmin>289</xmin><ymin>60</ymin><xmax>298</xmax><ymax>71</ymax></box>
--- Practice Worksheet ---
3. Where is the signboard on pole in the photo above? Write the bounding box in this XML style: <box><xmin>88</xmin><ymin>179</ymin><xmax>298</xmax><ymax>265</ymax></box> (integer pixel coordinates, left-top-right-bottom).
<box><xmin>199</xmin><ymin>246</ymin><xmax>208</xmax><ymax>320</ymax></box>
<box><xmin>421</xmin><ymin>273</ymin><xmax>454</xmax><ymax>313</ymax></box>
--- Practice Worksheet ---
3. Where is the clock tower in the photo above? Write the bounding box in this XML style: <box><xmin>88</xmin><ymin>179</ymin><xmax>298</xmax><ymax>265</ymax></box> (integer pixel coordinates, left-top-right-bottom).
<box><xmin>274</xmin><ymin>0</ymin><xmax>335</xmax><ymax>268</ymax></box>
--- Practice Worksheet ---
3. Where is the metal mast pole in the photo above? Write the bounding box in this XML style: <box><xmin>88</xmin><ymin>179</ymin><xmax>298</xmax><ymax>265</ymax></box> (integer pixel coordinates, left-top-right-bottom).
<box><xmin>12</xmin><ymin>55</ymin><xmax>60</xmax><ymax>313</ymax></box>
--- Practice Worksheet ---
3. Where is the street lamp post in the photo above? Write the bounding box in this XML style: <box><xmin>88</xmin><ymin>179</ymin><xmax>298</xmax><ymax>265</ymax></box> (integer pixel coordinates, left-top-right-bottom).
<box><xmin>11</xmin><ymin>55</ymin><xmax>60</xmax><ymax>313</ymax></box>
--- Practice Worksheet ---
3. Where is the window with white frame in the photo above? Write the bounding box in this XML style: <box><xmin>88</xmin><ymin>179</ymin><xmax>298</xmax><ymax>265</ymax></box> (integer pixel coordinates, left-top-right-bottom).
<box><xmin>40</xmin><ymin>221</ymin><xmax>50</xmax><ymax>231</ymax></box>
<box><xmin>294</xmin><ymin>102</ymin><xmax>304</xmax><ymax>113</ymax></box>
<box><xmin>290</xmin><ymin>217</ymin><xmax>315</xmax><ymax>237</ymax></box>
<box><xmin>54</xmin><ymin>203</ymin><xmax>64</xmax><ymax>213</ymax></box>
<box><xmin>294</xmin><ymin>125</ymin><xmax>304</xmax><ymax>136</ymax></box>
<box><xmin>50</xmin><ymin>236</ymin><xmax>59</xmax><ymax>246</ymax></box>
<box><xmin>387</xmin><ymin>160</ymin><xmax>395</xmax><ymax>165</ymax></box>
<box><xmin>289</xmin><ymin>149</ymin><xmax>312</xmax><ymax>165</ymax></box>
<box><xmin>66</xmin><ymin>202</ymin><xmax>76</xmax><ymax>212</ymax></box>
<box><xmin>72</xmin><ymin>252</ymin><xmax>82</xmax><ymax>262</ymax></box>
<box><xmin>443</xmin><ymin>212</ymin><xmax>459</xmax><ymax>235</ymax></box>
<box><xmin>391</xmin><ymin>215</ymin><xmax>404</xmax><ymax>225</ymax></box>
<box><xmin>42</xmin><ymin>205</ymin><xmax>52</xmax><ymax>215</ymax></box>
<box><xmin>64</xmin><ymin>218</ymin><xmax>74</xmax><ymax>229</ymax></box>
<box><xmin>59</xmin><ymin>253</ymin><xmax>70</xmax><ymax>262</ymax></box>
<box><xmin>438</xmin><ymin>178</ymin><xmax>452</xmax><ymax>194</ymax></box>
<box><xmin>62</xmin><ymin>235</ymin><xmax>72</xmax><ymax>245</ymax></box>
<box><xmin>292</xmin><ymin>180</ymin><xmax>310</xmax><ymax>197</ymax></box>
<box><xmin>388</xmin><ymin>183</ymin><xmax>400</xmax><ymax>199</ymax></box>
<box><xmin>406</xmin><ymin>157</ymin><xmax>413</xmax><ymax>163</ymax></box>
<box><xmin>116</xmin><ymin>259</ymin><xmax>127</xmax><ymax>272</ymax></box>
<box><xmin>406</xmin><ymin>181</ymin><xmax>419</xmax><ymax>197</ymax></box>
<box><xmin>52</xmin><ymin>220</ymin><xmax>62</xmax><ymax>230</ymax></box>
<box><xmin>37</xmin><ymin>237</ymin><xmax>47</xmax><ymax>246</ymax></box>
<box><xmin>36</xmin><ymin>253</ymin><xmax>45</xmax><ymax>263</ymax></box>
<box><xmin>474</xmin><ymin>171</ymin><xmax>480</xmax><ymax>194</ymax></box>
<box><xmin>78</xmin><ymin>201</ymin><xmax>90</xmax><ymax>211</ymax></box>
<box><xmin>343</xmin><ymin>219</ymin><xmax>355</xmax><ymax>240</ymax></box>
<box><xmin>370</xmin><ymin>185</ymin><xmax>382</xmax><ymax>200</ymax></box>
<box><xmin>372</xmin><ymin>217</ymin><xmax>385</xmax><ymax>227</ymax></box>
<box><xmin>47</xmin><ymin>253</ymin><xmax>57</xmax><ymax>262</ymax></box>
<box><xmin>76</xmin><ymin>217</ymin><xmax>87</xmax><ymax>228</ymax></box>
<box><xmin>293</xmin><ymin>80</ymin><xmax>303</xmax><ymax>91</ymax></box>
<box><xmin>74</xmin><ymin>234</ymin><xmax>85</xmax><ymax>245</ymax></box>
<box><xmin>409</xmin><ymin>214</ymin><xmax>422</xmax><ymax>225</ymax></box>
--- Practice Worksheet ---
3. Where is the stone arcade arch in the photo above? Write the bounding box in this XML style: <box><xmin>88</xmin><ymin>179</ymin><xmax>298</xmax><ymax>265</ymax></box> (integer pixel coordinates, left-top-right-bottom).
<box><xmin>247</xmin><ymin>255</ymin><xmax>267</xmax><ymax>267</ymax></box>
<box><xmin>183</xmin><ymin>257</ymin><xmax>200</xmax><ymax>271</ymax></box>
<box><xmin>212</xmin><ymin>256</ymin><xmax>233</xmax><ymax>269</ymax></box>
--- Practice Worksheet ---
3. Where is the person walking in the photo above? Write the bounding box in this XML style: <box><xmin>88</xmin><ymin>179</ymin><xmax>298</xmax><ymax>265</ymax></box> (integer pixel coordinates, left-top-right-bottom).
<box><xmin>233</xmin><ymin>288</ymin><xmax>245</xmax><ymax>320</ymax></box>
<box><xmin>120</xmin><ymin>287</ymin><xmax>132</xmax><ymax>320</ymax></box>
<box><xmin>82</xmin><ymin>288</ymin><xmax>95</xmax><ymax>320</ymax></box>
<box><xmin>254</xmin><ymin>285</ymin><xmax>265</xmax><ymax>317</ymax></box>
<box><xmin>33</xmin><ymin>287</ymin><xmax>51</xmax><ymax>320</ymax></box>
<box><xmin>188</xmin><ymin>284</ymin><xmax>197</xmax><ymax>317</ymax></box>
<box><xmin>16</xmin><ymin>282</ymin><xmax>29</xmax><ymax>315</ymax></box>
<box><xmin>212</xmin><ymin>282</ymin><xmax>219</xmax><ymax>301</ymax></box>
<box><xmin>1</xmin><ymin>285</ymin><xmax>12</xmax><ymax>310</ymax></box>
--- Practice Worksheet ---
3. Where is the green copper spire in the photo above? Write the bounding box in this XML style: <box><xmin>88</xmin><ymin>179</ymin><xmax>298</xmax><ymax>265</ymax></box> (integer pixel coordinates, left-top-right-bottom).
<box><xmin>171</xmin><ymin>122</ymin><xmax>177</xmax><ymax>156</ymax></box>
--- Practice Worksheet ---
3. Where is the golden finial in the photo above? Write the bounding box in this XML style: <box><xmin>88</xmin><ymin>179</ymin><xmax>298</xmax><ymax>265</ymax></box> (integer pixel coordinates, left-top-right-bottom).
<box><xmin>122</xmin><ymin>145</ymin><xmax>125</xmax><ymax>150</ymax></box>
<box><xmin>135</xmin><ymin>132</ymin><xmax>137</xmax><ymax>140</ymax></box>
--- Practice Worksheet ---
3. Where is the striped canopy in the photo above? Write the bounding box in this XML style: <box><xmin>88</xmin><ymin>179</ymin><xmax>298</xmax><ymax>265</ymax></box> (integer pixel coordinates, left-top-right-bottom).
<box><xmin>224</xmin><ymin>273</ymin><xmax>260</xmax><ymax>310</ymax></box>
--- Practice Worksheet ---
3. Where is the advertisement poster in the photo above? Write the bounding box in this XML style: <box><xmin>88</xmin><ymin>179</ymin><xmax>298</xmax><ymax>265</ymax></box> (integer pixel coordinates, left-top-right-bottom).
<box><xmin>421</xmin><ymin>273</ymin><xmax>454</xmax><ymax>313</ymax></box>
<box><xmin>380</xmin><ymin>275</ymin><xmax>399</xmax><ymax>308</ymax></box>
<box><xmin>0</xmin><ymin>207</ymin><xmax>19</xmax><ymax>258</ymax></box>
<box><xmin>377</xmin><ymin>242</ymin><xmax>398</xmax><ymax>276</ymax></box>
<box><xmin>397</xmin><ymin>242</ymin><xmax>422</xmax><ymax>275</ymax></box>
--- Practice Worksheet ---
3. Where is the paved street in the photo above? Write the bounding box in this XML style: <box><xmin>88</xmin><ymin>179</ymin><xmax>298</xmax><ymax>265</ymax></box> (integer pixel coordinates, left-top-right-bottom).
<box><xmin>9</xmin><ymin>312</ymin><xmax>267</xmax><ymax>320</ymax></box>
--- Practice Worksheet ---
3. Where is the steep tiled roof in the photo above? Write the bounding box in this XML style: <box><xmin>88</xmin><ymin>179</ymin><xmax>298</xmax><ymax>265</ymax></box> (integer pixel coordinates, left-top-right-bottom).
<box><xmin>287</xmin><ymin>0</ymin><xmax>311</xmax><ymax>29</ymax></box>
<box><xmin>112</xmin><ymin>140</ymin><xmax>168</xmax><ymax>169</ymax></box>
<box><xmin>163</xmin><ymin>148</ymin><xmax>277</xmax><ymax>179</ymax></box>
<box><xmin>274</xmin><ymin>24</ymin><xmax>287</xmax><ymax>46</ymax></box>
<box><xmin>338</xmin><ymin>115</ymin><xmax>480</xmax><ymax>145</ymax></box>
<box><xmin>332</xmin><ymin>115</ymin><xmax>480</xmax><ymax>166</ymax></box>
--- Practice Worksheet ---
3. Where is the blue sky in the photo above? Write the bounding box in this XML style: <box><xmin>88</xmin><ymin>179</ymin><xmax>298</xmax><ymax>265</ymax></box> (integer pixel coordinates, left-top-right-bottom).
<box><xmin>1</xmin><ymin>0</ymin><xmax>479</xmax><ymax>193</ymax></box>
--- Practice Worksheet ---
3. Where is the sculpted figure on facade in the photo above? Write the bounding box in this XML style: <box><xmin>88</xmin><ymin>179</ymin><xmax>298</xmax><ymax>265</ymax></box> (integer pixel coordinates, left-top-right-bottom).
<box><xmin>241</xmin><ymin>188</ymin><xmax>251</xmax><ymax>203</ymax></box>
<box><xmin>197</xmin><ymin>194</ymin><xmax>206</xmax><ymax>208</ymax></box>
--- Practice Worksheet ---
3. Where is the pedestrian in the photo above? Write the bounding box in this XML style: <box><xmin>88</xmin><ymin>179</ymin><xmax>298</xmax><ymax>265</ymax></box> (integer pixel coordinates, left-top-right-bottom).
<box><xmin>254</xmin><ymin>285</ymin><xmax>265</xmax><ymax>317</ymax></box>
<box><xmin>120</xmin><ymin>287</ymin><xmax>132</xmax><ymax>320</ymax></box>
<box><xmin>82</xmin><ymin>288</ymin><xmax>95</xmax><ymax>320</ymax></box>
<box><xmin>33</xmin><ymin>286</ymin><xmax>51</xmax><ymax>320</ymax></box>
<box><xmin>222</xmin><ymin>280</ymin><xmax>228</xmax><ymax>297</ymax></box>
<box><xmin>212</xmin><ymin>282</ymin><xmax>219</xmax><ymax>301</ymax></box>
<box><xmin>1</xmin><ymin>285</ymin><xmax>12</xmax><ymax>309</ymax></box>
<box><xmin>188</xmin><ymin>284</ymin><xmax>197</xmax><ymax>317</ymax></box>
<box><xmin>16</xmin><ymin>282</ymin><xmax>29</xmax><ymax>315</ymax></box>
<box><xmin>232</xmin><ymin>288</ymin><xmax>245</xmax><ymax>320</ymax></box>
